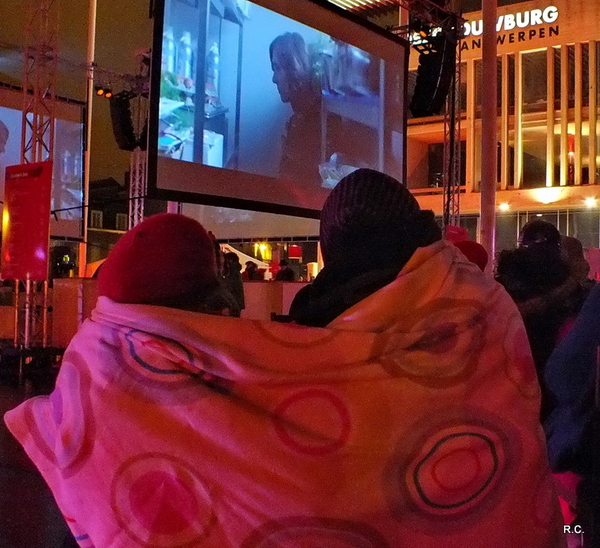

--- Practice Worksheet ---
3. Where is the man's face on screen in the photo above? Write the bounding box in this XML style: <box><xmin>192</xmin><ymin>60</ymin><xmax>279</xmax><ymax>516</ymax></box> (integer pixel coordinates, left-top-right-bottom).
<box><xmin>0</xmin><ymin>123</ymin><xmax>8</xmax><ymax>155</ymax></box>
<box><xmin>271</xmin><ymin>47</ymin><xmax>292</xmax><ymax>104</ymax></box>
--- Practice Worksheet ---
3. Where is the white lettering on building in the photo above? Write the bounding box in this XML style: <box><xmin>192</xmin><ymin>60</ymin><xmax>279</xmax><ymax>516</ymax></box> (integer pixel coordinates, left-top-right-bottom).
<box><xmin>464</xmin><ymin>5</ymin><xmax>558</xmax><ymax>36</ymax></box>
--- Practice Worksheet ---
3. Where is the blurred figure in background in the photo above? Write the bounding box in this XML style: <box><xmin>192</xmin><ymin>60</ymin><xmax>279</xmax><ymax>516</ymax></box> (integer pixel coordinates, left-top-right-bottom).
<box><xmin>495</xmin><ymin>220</ymin><xmax>589</xmax><ymax>420</ymax></box>
<box><xmin>243</xmin><ymin>261</ymin><xmax>263</xmax><ymax>281</ymax></box>
<box><xmin>222</xmin><ymin>252</ymin><xmax>245</xmax><ymax>316</ymax></box>
<box><xmin>274</xmin><ymin>259</ymin><xmax>295</xmax><ymax>281</ymax></box>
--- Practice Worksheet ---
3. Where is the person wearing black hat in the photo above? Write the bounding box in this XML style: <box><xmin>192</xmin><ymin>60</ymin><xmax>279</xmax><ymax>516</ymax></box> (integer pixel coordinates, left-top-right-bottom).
<box><xmin>290</xmin><ymin>168</ymin><xmax>442</xmax><ymax>326</ymax></box>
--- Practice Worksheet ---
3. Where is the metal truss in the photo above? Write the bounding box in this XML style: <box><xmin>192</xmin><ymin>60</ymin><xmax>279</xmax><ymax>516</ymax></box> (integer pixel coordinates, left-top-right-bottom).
<box><xmin>128</xmin><ymin>53</ymin><xmax>150</xmax><ymax>229</ymax></box>
<box><xmin>443</xmin><ymin>39</ymin><xmax>462</xmax><ymax>228</ymax></box>
<box><xmin>386</xmin><ymin>0</ymin><xmax>464</xmax><ymax>228</ymax></box>
<box><xmin>21</xmin><ymin>0</ymin><xmax>58</xmax><ymax>164</ymax></box>
<box><xmin>129</xmin><ymin>146</ymin><xmax>147</xmax><ymax>228</ymax></box>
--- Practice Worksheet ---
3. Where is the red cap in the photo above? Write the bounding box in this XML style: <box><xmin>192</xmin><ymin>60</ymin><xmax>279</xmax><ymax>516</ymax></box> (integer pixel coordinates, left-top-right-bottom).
<box><xmin>454</xmin><ymin>240</ymin><xmax>489</xmax><ymax>272</ymax></box>
<box><xmin>98</xmin><ymin>213</ymin><xmax>218</xmax><ymax>305</ymax></box>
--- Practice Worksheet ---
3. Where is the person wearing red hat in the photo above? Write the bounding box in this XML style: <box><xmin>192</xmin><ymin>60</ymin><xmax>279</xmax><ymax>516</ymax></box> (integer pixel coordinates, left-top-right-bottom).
<box><xmin>97</xmin><ymin>213</ymin><xmax>237</xmax><ymax>314</ymax></box>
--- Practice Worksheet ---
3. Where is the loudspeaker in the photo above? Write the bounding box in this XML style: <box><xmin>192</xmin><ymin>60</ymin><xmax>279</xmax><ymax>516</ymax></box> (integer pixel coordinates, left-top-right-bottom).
<box><xmin>409</xmin><ymin>34</ymin><xmax>457</xmax><ymax>118</ymax></box>
<box><xmin>109</xmin><ymin>92</ymin><xmax>137</xmax><ymax>151</ymax></box>
<box><xmin>109</xmin><ymin>92</ymin><xmax>141</xmax><ymax>151</ymax></box>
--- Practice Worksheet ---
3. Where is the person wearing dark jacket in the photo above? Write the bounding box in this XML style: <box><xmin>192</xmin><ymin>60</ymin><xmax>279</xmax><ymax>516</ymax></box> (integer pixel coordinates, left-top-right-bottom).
<box><xmin>543</xmin><ymin>283</ymin><xmax>600</xmax><ymax>543</ymax></box>
<box><xmin>290</xmin><ymin>168</ymin><xmax>442</xmax><ymax>326</ymax></box>
<box><xmin>495</xmin><ymin>221</ymin><xmax>590</xmax><ymax>421</ymax></box>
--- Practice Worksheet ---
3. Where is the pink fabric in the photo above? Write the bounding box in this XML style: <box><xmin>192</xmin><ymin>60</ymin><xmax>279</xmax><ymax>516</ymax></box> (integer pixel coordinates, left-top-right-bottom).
<box><xmin>5</xmin><ymin>241</ymin><xmax>565</xmax><ymax>548</ymax></box>
<box><xmin>553</xmin><ymin>471</ymin><xmax>582</xmax><ymax>525</ymax></box>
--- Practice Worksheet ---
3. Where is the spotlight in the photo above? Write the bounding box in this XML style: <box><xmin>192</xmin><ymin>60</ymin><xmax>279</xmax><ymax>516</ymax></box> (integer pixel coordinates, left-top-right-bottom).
<box><xmin>94</xmin><ymin>84</ymin><xmax>113</xmax><ymax>98</ymax></box>
<box><xmin>585</xmin><ymin>197</ymin><xmax>597</xmax><ymax>208</ymax></box>
<box><xmin>498</xmin><ymin>203</ymin><xmax>510</xmax><ymax>212</ymax></box>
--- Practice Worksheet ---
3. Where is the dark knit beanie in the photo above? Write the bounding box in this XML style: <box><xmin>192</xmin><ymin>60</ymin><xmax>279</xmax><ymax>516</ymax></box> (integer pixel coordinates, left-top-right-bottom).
<box><xmin>320</xmin><ymin>168</ymin><xmax>438</xmax><ymax>264</ymax></box>
<box><xmin>519</xmin><ymin>220</ymin><xmax>561</xmax><ymax>251</ymax></box>
<box><xmin>98</xmin><ymin>213</ymin><xmax>219</xmax><ymax>305</ymax></box>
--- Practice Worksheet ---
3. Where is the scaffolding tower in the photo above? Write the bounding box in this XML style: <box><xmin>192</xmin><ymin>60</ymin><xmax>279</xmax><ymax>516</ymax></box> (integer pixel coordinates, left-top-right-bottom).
<box><xmin>21</xmin><ymin>0</ymin><xmax>58</xmax><ymax>165</ymax></box>
<box><xmin>16</xmin><ymin>0</ymin><xmax>59</xmax><ymax>352</ymax></box>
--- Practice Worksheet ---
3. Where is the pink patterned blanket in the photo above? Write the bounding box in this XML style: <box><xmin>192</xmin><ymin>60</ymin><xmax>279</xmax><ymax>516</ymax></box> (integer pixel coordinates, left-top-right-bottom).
<box><xmin>5</xmin><ymin>241</ymin><xmax>565</xmax><ymax>547</ymax></box>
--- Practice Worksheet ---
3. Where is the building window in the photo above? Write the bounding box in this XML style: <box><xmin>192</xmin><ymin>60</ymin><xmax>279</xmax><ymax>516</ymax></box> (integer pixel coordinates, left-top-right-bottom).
<box><xmin>569</xmin><ymin>210</ymin><xmax>600</xmax><ymax>248</ymax></box>
<box><xmin>428</xmin><ymin>142</ymin><xmax>466</xmax><ymax>188</ymax></box>
<box><xmin>115</xmin><ymin>213</ymin><xmax>129</xmax><ymax>231</ymax></box>
<box><xmin>90</xmin><ymin>210</ymin><xmax>103</xmax><ymax>229</ymax></box>
<box><xmin>496</xmin><ymin>212</ymin><xmax>519</xmax><ymax>253</ymax></box>
<box><xmin>522</xmin><ymin>50</ymin><xmax>548</xmax><ymax>114</ymax></box>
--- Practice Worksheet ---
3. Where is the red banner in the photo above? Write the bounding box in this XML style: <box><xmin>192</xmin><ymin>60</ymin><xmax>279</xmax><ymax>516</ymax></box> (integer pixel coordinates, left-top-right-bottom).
<box><xmin>1</xmin><ymin>161</ymin><xmax>53</xmax><ymax>280</ymax></box>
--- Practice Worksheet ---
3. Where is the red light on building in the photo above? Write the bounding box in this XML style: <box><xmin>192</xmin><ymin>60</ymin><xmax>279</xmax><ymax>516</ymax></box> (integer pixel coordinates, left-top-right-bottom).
<box><xmin>288</xmin><ymin>245</ymin><xmax>302</xmax><ymax>259</ymax></box>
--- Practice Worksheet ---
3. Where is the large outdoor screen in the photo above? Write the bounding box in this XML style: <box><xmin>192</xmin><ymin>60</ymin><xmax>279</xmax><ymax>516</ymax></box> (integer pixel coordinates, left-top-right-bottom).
<box><xmin>149</xmin><ymin>0</ymin><xmax>409</xmax><ymax>217</ymax></box>
<box><xmin>0</xmin><ymin>87</ymin><xmax>84</xmax><ymax>238</ymax></box>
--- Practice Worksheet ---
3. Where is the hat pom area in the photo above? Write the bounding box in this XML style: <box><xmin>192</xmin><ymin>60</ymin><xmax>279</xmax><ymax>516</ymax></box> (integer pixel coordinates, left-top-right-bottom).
<box><xmin>454</xmin><ymin>240</ymin><xmax>489</xmax><ymax>272</ymax></box>
<box><xmin>98</xmin><ymin>213</ymin><xmax>219</xmax><ymax>306</ymax></box>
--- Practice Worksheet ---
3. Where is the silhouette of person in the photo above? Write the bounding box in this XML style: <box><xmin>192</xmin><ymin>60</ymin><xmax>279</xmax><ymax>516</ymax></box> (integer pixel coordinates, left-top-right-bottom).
<box><xmin>275</xmin><ymin>259</ymin><xmax>295</xmax><ymax>281</ymax></box>
<box><xmin>0</xmin><ymin>120</ymin><xmax>8</xmax><ymax>156</ymax></box>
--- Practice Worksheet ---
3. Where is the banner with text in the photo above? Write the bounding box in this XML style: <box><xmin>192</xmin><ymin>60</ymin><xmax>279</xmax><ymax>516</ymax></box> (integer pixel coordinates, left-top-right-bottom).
<box><xmin>1</xmin><ymin>161</ymin><xmax>53</xmax><ymax>280</ymax></box>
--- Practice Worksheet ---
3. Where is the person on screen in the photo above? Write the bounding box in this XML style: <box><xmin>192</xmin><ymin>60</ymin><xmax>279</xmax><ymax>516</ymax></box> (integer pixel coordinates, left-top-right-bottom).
<box><xmin>269</xmin><ymin>32</ymin><xmax>322</xmax><ymax>185</ymax></box>
<box><xmin>0</xmin><ymin>120</ymin><xmax>8</xmax><ymax>156</ymax></box>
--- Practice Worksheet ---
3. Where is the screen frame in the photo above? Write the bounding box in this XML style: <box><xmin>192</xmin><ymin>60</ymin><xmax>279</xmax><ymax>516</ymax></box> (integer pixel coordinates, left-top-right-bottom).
<box><xmin>147</xmin><ymin>0</ymin><xmax>409</xmax><ymax>218</ymax></box>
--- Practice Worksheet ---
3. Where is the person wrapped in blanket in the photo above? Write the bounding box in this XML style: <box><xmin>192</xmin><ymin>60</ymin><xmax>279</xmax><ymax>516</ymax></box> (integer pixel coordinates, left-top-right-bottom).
<box><xmin>5</xmin><ymin>175</ymin><xmax>564</xmax><ymax>548</ymax></box>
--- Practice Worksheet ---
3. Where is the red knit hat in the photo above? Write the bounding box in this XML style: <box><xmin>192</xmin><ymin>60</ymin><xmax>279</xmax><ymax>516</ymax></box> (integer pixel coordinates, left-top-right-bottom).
<box><xmin>98</xmin><ymin>213</ymin><xmax>218</xmax><ymax>305</ymax></box>
<box><xmin>454</xmin><ymin>240</ymin><xmax>489</xmax><ymax>272</ymax></box>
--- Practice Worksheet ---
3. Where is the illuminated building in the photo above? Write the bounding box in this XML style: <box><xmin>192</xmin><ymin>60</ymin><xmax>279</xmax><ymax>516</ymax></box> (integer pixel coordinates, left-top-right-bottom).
<box><xmin>406</xmin><ymin>0</ymin><xmax>600</xmax><ymax>249</ymax></box>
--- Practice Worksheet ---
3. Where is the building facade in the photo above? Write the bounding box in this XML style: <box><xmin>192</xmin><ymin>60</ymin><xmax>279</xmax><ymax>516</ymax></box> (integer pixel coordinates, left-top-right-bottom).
<box><xmin>407</xmin><ymin>0</ymin><xmax>600</xmax><ymax>251</ymax></box>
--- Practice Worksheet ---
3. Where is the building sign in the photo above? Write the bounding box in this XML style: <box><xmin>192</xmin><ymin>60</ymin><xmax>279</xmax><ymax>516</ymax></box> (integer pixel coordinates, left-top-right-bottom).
<box><xmin>461</xmin><ymin>5</ymin><xmax>559</xmax><ymax>51</ymax></box>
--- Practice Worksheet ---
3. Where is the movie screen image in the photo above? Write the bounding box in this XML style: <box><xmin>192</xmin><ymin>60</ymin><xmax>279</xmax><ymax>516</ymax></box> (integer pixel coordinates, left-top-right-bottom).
<box><xmin>151</xmin><ymin>0</ymin><xmax>408</xmax><ymax>215</ymax></box>
<box><xmin>0</xmin><ymin>100</ymin><xmax>84</xmax><ymax>239</ymax></box>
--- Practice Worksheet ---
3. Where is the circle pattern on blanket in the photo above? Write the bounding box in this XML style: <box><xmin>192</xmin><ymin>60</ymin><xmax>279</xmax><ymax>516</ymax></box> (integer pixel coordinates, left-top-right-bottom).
<box><xmin>385</xmin><ymin>409</ymin><xmax>519</xmax><ymax>532</ymax></box>
<box><xmin>241</xmin><ymin>517</ymin><xmax>391</xmax><ymax>548</ymax></box>
<box><xmin>503</xmin><ymin>318</ymin><xmax>540</xmax><ymax>399</ymax></box>
<box><xmin>273</xmin><ymin>389</ymin><xmax>351</xmax><ymax>456</ymax></box>
<box><xmin>117</xmin><ymin>329</ymin><xmax>231</xmax><ymax>404</ymax></box>
<box><xmin>24</xmin><ymin>351</ymin><xmax>95</xmax><ymax>476</ymax></box>
<box><xmin>380</xmin><ymin>299</ymin><xmax>485</xmax><ymax>388</ymax></box>
<box><xmin>412</xmin><ymin>432</ymin><xmax>498</xmax><ymax>509</ymax></box>
<box><xmin>111</xmin><ymin>453</ymin><xmax>215</xmax><ymax>548</ymax></box>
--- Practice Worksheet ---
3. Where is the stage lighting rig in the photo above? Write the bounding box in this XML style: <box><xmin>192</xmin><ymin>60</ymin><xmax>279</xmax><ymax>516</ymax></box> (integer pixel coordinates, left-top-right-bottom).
<box><xmin>94</xmin><ymin>84</ymin><xmax>113</xmax><ymax>98</ymax></box>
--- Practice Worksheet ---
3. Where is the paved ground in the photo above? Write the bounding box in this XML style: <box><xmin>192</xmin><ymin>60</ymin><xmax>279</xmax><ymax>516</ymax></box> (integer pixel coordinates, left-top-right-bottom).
<box><xmin>0</xmin><ymin>382</ymin><xmax>73</xmax><ymax>548</ymax></box>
